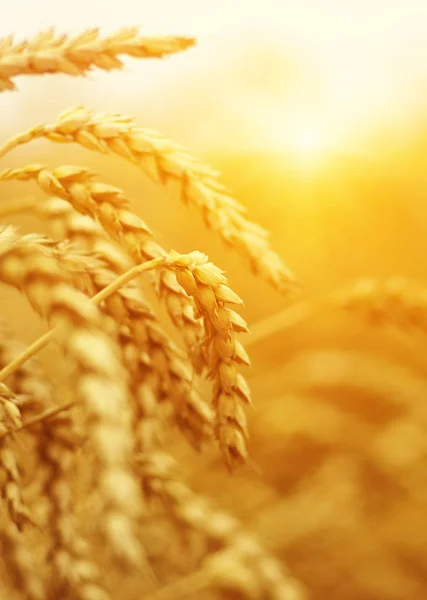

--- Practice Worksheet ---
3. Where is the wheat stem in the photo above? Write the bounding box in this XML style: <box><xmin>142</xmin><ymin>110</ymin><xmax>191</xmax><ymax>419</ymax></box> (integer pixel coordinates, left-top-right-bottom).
<box><xmin>0</xmin><ymin>331</ymin><xmax>54</xmax><ymax>383</ymax></box>
<box><xmin>247</xmin><ymin>298</ymin><xmax>331</xmax><ymax>346</ymax></box>
<box><xmin>14</xmin><ymin>399</ymin><xmax>76</xmax><ymax>434</ymax></box>
<box><xmin>0</xmin><ymin>195</ymin><xmax>37</xmax><ymax>218</ymax></box>
<box><xmin>0</xmin><ymin>256</ymin><xmax>165</xmax><ymax>383</ymax></box>
<box><xmin>92</xmin><ymin>256</ymin><xmax>165</xmax><ymax>303</ymax></box>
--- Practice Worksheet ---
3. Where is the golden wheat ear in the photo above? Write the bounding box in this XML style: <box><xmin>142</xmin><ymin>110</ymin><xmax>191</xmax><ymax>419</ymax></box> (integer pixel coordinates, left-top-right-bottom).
<box><xmin>0</xmin><ymin>107</ymin><xmax>298</xmax><ymax>293</ymax></box>
<box><xmin>0</xmin><ymin>28</ymin><xmax>195</xmax><ymax>91</ymax></box>
<box><xmin>0</xmin><ymin>383</ymin><xmax>34</xmax><ymax>530</ymax></box>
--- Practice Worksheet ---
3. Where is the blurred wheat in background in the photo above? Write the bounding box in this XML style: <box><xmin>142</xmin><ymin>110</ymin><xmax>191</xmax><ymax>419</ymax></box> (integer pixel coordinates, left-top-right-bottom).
<box><xmin>2</xmin><ymin>3</ymin><xmax>427</xmax><ymax>600</ymax></box>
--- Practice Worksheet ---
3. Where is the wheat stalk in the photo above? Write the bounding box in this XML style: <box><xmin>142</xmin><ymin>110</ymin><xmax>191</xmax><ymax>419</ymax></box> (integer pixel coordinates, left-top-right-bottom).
<box><xmin>0</xmin><ymin>107</ymin><xmax>298</xmax><ymax>293</ymax></box>
<box><xmin>0</xmin><ymin>28</ymin><xmax>195</xmax><ymax>91</ymax></box>
<box><xmin>0</xmin><ymin>226</ymin><xmax>145</xmax><ymax>567</ymax></box>
<box><xmin>138</xmin><ymin>452</ymin><xmax>305</xmax><ymax>600</ymax></box>
<box><xmin>0</xmin><ymin>329</ymin><xmax>53</xmax><ymax>412</ymax></box>
<box><xmin>0</xmin><ymin>331</ymin><xmax>109</xmax><ymax>600</ymax></box>
<box><xmin>248</xmin><ymin>277</ymin><xmax>427</xmax><ymax>346</ymax></box>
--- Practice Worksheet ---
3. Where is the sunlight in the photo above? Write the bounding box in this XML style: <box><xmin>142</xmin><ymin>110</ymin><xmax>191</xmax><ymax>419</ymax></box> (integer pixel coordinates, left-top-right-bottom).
<box><xmin>291</xmin><ymin>126</ymin><xmax>329</xmax><ymax>159</ymax></box>
<box><xmin>277</xmin><ymin>121</ymin><xmax>334</xmax><ymax>170</ymax></box>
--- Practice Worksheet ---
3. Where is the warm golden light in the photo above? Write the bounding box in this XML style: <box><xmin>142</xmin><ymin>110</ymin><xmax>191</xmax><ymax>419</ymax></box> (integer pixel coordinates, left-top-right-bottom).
<box><xmin>262</xmin><ymin>118</ymin><xmax>334</xmax><ymax>169</ymax></box>
<box><xmin>293</xmin><ymin>128</ymin><xmax>325</xmax><ymax>154</ymax></box>
<box><xmin>289</xmin><ymin>124</ymin><xmax>333</xmax><ymax>165</ymax></box>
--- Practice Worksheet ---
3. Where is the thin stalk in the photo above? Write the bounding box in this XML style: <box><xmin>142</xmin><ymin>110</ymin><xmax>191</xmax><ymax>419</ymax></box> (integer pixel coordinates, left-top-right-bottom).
<box><xmin>0</xmin><ymin>255</ymin><xmax>166</xmax><ymax>383</ymax></box>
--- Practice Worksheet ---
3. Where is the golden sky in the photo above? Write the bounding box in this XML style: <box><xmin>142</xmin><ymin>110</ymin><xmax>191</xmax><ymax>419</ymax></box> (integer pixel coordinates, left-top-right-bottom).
<box><xmin>2</xmin><ymin>1</ymin><xmax>427</xmax><ymax>154</ymax></box>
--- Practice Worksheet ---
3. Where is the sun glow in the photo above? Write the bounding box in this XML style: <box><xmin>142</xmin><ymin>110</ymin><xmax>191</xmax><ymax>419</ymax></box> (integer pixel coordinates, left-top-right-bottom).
<box><xmin>291</xmin><ymin>125</ymin><xmax>330</xmax><ymax>157</ymax></box>
<box><xmin>270</xmin><ymin>121</ymin><xmax>335</xmax><ymax>169</ymax></box>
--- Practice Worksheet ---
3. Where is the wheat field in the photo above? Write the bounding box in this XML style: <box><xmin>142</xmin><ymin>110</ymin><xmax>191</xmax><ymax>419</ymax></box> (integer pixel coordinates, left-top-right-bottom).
<box><xmin>1</xmin><ymin>16</ymin><xmax>427</xmax><ymax>600</ymax></box>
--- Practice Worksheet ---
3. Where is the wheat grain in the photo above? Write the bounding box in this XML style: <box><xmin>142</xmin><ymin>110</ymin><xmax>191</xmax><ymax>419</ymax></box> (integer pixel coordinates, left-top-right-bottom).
<box><xmin>0</xmin><ymin>226</ymin><xmax>144</xmax><ymax>567</ymax></box>
<box><xmin>0</xmin><ymin>107</ymin><xmax>298</xmax><ymax>293</ymax></box>
<box><xmin>0</xmin><ymin>28</ymin><xmax>195</xmax><ymax>91</ymax></box>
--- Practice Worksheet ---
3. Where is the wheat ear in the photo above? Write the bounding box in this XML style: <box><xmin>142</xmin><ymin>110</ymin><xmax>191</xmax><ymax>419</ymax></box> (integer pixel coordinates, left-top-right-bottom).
<box><xmin>0</xmin><ymin>332</ymin><xmax>110</xmax><ymax>600</ymax></box>
<box><xmin>0</xmin><ymin>107</ymin><xmax>298</xmax><ymax>293</ymax></box>
<box><xmin>38</xmin><ymin>413</ymin><xmax>111</xmax><ymax>600</ymax></box>
<box><xmin>138</xmin><ymin>452</ymin><xmax>305</xmax><ymax>600</ymax></box>
<box><xmin>0</xmin><ymin>28</ymin><xmax>195</xmax><ymax>91</ymax></box>
<box><xmin>0</xmin><ymin>383</ymin><xmax>34</xmax><ymax>530</ymax></box>
<box><xmin>0</xmin><ymin>378</ymin><xmax>44</xmax><ymax>599</ymax></box>
<box><xmin>0</xmin><ymin>226</ymin><xmax>144</xmax><ymax>567</ymax></box>
<box><xmin>0</xmin><ymin>522</ymin><xmax>45</xmax><ymax>600</ymax></box>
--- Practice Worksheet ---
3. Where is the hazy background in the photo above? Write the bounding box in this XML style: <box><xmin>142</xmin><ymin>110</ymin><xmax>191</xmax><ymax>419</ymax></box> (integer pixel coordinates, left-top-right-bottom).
<box><xmin>3</xmin><ymin>2</ymin><xmax>427</xmax><ymax>599</ymax></box>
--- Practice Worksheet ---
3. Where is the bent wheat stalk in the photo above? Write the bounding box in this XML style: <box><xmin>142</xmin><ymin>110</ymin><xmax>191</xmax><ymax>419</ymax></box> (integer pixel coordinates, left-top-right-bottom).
<box><xmin>0</xmin><ymin>27</ymin><xmax>195</xmax><ymax>91</ymax></box>
<box><xmin>0</xmin><ymin>107</ymin><xmax>298</xmax><ymax>292</ymax></box>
